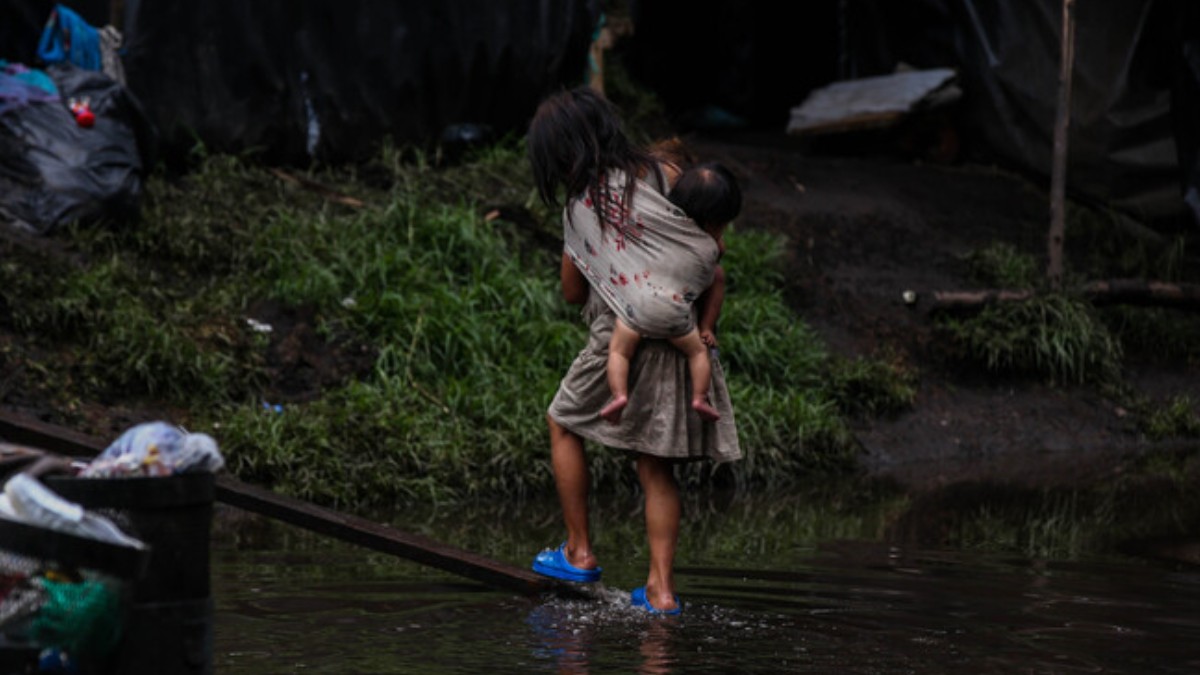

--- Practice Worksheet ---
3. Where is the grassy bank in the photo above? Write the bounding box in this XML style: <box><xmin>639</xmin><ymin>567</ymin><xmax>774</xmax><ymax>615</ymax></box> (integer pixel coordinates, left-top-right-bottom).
<box><xmin>938</xmin><ymin>236</ymin><xmax>1200</xmax><ymax>435</ymax></box>
<box><xmin>0</xmin><ymin>142</ymin><xmax>914</xmax><ymax>508</ymax></box>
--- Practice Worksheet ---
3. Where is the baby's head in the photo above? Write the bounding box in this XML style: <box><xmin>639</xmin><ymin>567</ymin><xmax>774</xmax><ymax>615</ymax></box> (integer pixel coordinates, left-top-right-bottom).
<box><xmin>667</xmin><ymin>162</ymin><xmax>742</xmax><ymax>238</ymax></box>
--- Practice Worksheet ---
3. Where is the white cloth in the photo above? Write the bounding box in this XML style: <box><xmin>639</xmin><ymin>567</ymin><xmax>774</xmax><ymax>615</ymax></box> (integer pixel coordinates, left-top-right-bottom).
<box><xmin>562</xmin><ymin>170</ymin><xmax>719</xmax><ymax>338</ymax></box>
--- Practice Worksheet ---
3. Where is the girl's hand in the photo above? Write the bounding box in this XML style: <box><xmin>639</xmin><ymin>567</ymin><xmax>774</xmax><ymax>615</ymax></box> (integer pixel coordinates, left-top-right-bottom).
<box><xmin>700</xmin><ymin>329</ymin><xmax>718</xmax><ymax>348</ymax></box>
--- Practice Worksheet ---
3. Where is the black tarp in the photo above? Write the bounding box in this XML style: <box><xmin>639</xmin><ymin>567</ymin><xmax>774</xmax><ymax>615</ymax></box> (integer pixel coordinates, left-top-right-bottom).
<box><xmin>3</xmin><ymin>1</ymin><xmax>1197</xmax><ymax>227</ymax></box>
<box><xmin>3</xmin><ymin>1</ymin><xmax>599</xmax><ymax>165</ymax></box>
<box><xmin>842</xmin><ymin>0</ymin><xmax>1185</xmax><ymax>226</ymax></box>
<box><xmin>1171</xmin><ymin>1</ymin><xmax>1200</xmax><ymax>226</ymax></box>
<box><xmin>630</xmin><ymin>0</ymin><xmax>1195</xmax><ymax>229</ymax></box>
<box><xmin>0</xmin><ymin>63</ymin><xmax>145</xmax><ymax>233</ymax></box>
<box><xmin>626</xmin><ymin>2</ymin><xmax>840</xmax><ymax>130</ymax></box>
<box><xmin>117</xmin><ymin>0</ymin><xmax>599</xmax><ymax>164</ymax></box>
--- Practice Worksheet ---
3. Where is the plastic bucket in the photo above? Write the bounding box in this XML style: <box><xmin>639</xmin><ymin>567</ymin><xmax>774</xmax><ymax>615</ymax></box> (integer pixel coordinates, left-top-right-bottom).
<box><xmin>44</xmin><ymin>473</ymin><xmax>214</xmax><ymax>602</ymax></box>
<box><xmin>109</xmin><ymin>598</ymin><xmax>213</xmax><ymax>675</ymax></box>
<box><xmin>43</xmin><ymin>473</ymin><xmax>215</xmax><ymax>675</ymax></box>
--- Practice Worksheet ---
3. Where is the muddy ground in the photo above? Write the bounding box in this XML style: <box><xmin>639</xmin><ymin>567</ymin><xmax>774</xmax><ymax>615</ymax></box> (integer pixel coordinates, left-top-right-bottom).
<box><xmin>691</xmin><ymin>131</ymin><xmax>1199</xmax><ymax>490</ymax></box>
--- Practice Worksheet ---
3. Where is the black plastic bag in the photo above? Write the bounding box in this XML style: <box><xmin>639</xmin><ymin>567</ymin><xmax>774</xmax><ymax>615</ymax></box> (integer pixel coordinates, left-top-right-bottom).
<box><xmin>0</xmin><ymin>63</ymin><xmax>149</xmax><ymax>234</ymax></box>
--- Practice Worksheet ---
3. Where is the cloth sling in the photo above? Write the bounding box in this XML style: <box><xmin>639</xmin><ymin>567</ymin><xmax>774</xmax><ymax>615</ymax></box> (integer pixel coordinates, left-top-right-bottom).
<box><xmin>563</xmin><ymin>170</ymin><xmax>720</xmax><ymax>339</ymax></box>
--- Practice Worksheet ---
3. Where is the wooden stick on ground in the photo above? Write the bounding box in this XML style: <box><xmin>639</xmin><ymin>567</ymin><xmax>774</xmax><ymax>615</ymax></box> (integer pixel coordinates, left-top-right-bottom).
<box><xmin>1082</xmin><ymin>280</ymin><xmax>1200</xmax><ymax>309</ymax></box>
<box><xmin>925</xmin><ymin>280</ymin><xmax>1200</xmax><ymax>314</ymax></box>
<box><xmin>269</xmin><ymin>168</ymin><xmax>365</xmax><ymax>209</ymax></box>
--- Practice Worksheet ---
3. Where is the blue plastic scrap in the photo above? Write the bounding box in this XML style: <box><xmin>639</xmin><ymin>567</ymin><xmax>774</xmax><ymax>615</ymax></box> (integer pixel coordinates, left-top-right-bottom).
<box><xmin>37</xmin><ymin>4</ymin><xmax>102</xmax><ymax>71</ymax></box>
<box><xmin>0</xmin><ymin>60</ymin><xmax>58</xmax><ymax>116</ymax></box>
<box><xmin>0</xmin><ymin>60</ymin><xmax>58</xmax><ymax>96</ymax></box>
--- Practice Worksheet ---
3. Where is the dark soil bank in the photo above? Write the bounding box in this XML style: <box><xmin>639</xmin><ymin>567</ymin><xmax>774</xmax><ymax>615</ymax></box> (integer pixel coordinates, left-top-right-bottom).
<box><xmin>691</xmin><ymin>134</ymin><xmax>1199</xmax><ymax>489</ymax></box>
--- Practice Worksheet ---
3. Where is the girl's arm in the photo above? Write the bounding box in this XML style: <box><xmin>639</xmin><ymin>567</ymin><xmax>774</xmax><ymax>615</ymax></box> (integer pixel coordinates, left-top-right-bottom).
<box><xmin>697</xmin><ymin>264</ymin><xmax>725</xmax><ymax>347</ymax></box>
<box><xmin>561</xmin><ymin>251</ymin><xmax>589</xmax><ymax>305</ymax></box>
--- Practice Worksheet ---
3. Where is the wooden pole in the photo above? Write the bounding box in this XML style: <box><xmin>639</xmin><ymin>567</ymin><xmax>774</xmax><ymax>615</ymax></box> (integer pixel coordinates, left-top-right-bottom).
<box><xmin>1048</xmin><ymin>0</ymin><xmax>1076</xmax><ymax>290</ymax></box>
<box><xmin>109</xmin><ymin>0</ymin><xmax>125</xmax><ymax>32</ymax></box>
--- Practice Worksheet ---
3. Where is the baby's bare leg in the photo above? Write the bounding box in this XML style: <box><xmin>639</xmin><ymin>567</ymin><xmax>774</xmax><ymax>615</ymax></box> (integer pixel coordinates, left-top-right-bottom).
<box><xmin>602</xmin><ymin>318</ymin><xmax>641</xmax><ymax>423</ymax></box>
<box><xmin>669</xmin><ymin>329</ymin><xmax>720</xmax><ymax>421</ymax></box>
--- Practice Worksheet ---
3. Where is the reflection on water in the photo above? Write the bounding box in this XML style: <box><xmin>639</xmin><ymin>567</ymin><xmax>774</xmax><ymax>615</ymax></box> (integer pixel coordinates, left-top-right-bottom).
<box><xmin>212</xmin><ymin>484</ymin><xmax>1200</xmax><ymax>673</ymax></box>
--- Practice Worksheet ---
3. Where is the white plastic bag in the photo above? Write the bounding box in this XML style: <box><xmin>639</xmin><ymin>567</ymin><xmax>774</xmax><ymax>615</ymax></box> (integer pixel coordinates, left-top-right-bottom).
<box><xmin>81</xmin><ymin>421</ymin><xmax>224</xmax><ymax>477</ymax></box>
<box><xmin>1</xmin><ymin>474</ymin><xmax>143</xmax><ymax>548</ymax></box>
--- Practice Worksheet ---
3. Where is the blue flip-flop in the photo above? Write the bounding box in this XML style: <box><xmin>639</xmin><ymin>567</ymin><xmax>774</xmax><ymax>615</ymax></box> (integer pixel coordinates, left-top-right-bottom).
<box><xmin>630</xmin><ymin>586</ymin><xmax>682</xmax><ymax>615</ymax></box>
<box><xmin>532</xmin><ymin>542</ymin><xmax>602</xmax><ymax>583</ymax></box>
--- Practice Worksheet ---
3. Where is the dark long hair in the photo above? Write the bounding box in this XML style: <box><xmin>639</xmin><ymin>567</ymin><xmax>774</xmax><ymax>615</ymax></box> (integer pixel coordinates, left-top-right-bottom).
<box><xmin>527</xmin><ymin>87</ymin><xmax>658</xmax><ymax>227</ymax></box>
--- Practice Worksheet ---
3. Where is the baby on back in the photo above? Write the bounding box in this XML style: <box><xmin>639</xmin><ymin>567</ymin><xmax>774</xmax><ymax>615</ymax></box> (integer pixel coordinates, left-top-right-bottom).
<box><xmin>601</xmin><ymin>160</ymin><xmax>741</xmax><ymax>423</ymax></box>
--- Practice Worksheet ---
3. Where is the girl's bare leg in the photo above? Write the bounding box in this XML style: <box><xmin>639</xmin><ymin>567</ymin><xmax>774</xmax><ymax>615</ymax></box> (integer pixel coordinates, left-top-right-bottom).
<box><xmin>669</xmin><ymin>329</ymin><xmax>719</xmax><ymax>421</ymax></box>
<box><xmin>602</xmin><ymin>318</ymin><xmax>641</xmax><ymax>423</ymax></box>
<box><xmin>549</xmin><ymin>415</ymin><xmax>597</xmax><ymax>570</ymax></box>
<box><xmin>637</xmin><ymin>454</ymin><xmax>680</xmax><ymax>612</ymax></box>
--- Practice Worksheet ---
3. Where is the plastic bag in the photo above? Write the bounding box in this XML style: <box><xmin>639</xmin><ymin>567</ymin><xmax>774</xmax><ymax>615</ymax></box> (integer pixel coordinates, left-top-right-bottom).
<box><xmin>37</xmin><ymin>4</ymin><xmax>101</xmax><ymax>72</ymax></box>
<box><xmin>1</xmin><ymin>474</ymin><xmax>143</xmax><ymax>549</ymax></box>
<box><xmin>0</xmin><ymin>62</ymin><xmax>149</xmax><ymax>234</ymax></box>
<box><xmin>81</xmin><ymin>421</ymin><xmax>224</xmax><ymax>478</ymax></box>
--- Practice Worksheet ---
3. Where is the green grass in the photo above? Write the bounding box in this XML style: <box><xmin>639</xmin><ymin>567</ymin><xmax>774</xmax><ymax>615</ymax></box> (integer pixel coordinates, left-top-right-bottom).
<box><xmin>1142</xmin><ymin>395</ymin><xmax>1200</xmax><ymax>441</ymax></box>
<box><xmin>824</xmin><ymin>351</ymin><xmax>918</xmax><ymax>419</ymax></box>
<box><xmin>0</xmin><ymin>250</ymin><xmax>263</xmax><ymax>402</ymax></box>
<box><xmin>937</xmin><ymin>294</ymin><xmax>1123</xmax><ymax>385</ymax></box>
<box><xmin>1100</xmin><ymin>305</ymin><xmax>1200</xmax><ymax>365</ymax></box>
<box><xmin>3</xmin><ymin>144</ymin><xmax>908</xmax><ymax>508</ymax></box>
<box><xmin>965</xmin><ymin>241</ymin><xmax>1039</xmax><ymax>289</ymax></box>
<box><xmin>943</xmin><ymin>223</ymin><xmax>1198</xmax><ymax>393</ymax></box>
<box><xmin>1065</xmin><ymin>202</ymin><xmax>1194</xmax><ymax>282</ymax></box>
<box><xmin>215</xmin><ymin>222</ymin><xmax>875</xmax><ymax>504</ymax></box>
<box><xmin>3</xmin><ymin>143</ymin><xmax>899</xmax><ymax>506</ymax></box>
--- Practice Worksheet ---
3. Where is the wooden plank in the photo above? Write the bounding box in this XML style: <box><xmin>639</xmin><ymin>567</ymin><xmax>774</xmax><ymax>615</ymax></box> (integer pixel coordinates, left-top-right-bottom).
<box><xmin>213</xmin><ymin>475</ymin><xmax>570</xmax><ymax>597</ymax></box>
<box><xmin>787</xmin><ymin>110</ymin><xmax>906</xmax><ymax>137</ymax></box>
<box><xmin>0</xmin><ymin>411</ymin><xmax>106</xmax><ymax>456</ymax></box>
<box><xmin>787</xmin><ymin>68</ymin><xmax>959</xmax><ymax>137</ymax></box>
<box><xmin>0</xmin><ymin>409</ymin><xmax>578</xmax><ymax>597</ymax></box>
<box><xmin>269</xmin><ymin>168</ymin><xmax>365</xmax><ymax>209</ymax></box>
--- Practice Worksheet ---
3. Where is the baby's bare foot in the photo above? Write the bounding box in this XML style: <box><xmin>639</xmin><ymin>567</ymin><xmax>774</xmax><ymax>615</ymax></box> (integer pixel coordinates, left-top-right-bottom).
<box><xmin>692</xmin><ymin>399</ymin><xmax>720</xmax><ymax>421</ymax></box>
<box><xmin>600</xmin><ymin>395</ymin><xmax>628</xmax><ymax>423</ymax></box>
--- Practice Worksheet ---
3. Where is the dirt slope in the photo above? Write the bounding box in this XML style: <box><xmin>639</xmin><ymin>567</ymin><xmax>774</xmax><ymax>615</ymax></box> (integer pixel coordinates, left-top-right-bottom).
<box><xmin>691</xmin><ymin>133</ymin><xmax>1199</xmax><ymax>489</ymax></box>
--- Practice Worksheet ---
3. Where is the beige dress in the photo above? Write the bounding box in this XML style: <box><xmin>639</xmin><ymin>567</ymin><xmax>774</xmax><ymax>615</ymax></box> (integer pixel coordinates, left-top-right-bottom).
<box><xmin>547</xmin><ymin>290</ymin><xmax>742</xmax><ymax>463</ymax></box>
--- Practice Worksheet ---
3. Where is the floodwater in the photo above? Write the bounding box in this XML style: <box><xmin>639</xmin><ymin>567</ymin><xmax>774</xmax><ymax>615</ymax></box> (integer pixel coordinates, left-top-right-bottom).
<box><xmin>212</xmin><ymin>483</ymin><xmax>1200</xmax><ymax>674</ymax></box>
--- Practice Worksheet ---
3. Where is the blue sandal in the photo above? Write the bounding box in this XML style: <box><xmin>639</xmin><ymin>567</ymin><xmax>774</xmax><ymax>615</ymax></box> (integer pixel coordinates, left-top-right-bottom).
<box><xmin>532</xmin><ymin>543</ymin><xmax>602</xmax><ymax>583</ymax></box>
<box><xmin>630</xmin><ymin>586</ymin><xmax>681</xmax><ymax>615</ymax></box>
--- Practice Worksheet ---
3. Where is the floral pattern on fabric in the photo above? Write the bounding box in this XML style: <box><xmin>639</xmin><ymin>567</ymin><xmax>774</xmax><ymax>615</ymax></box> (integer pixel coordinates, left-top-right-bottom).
<box><xmin>563</xmin><ymin>170</ymin><xmax>719</xmax><ymax>339</ymax></box>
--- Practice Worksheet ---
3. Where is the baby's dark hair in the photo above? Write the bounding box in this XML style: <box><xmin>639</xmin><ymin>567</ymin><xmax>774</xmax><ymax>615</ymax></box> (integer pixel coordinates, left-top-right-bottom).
<box><xmin>667</xmin><ymin>162</ymin><xmax>742</xmax><ymax>231</ymax></box>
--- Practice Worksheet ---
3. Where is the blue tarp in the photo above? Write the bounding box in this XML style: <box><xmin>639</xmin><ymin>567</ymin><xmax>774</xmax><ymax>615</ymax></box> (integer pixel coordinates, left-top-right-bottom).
<box><xmin>37</xmin><ymin>4</ymin><xmax>102</xmax><ymax>71</ymax></box>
